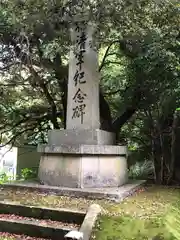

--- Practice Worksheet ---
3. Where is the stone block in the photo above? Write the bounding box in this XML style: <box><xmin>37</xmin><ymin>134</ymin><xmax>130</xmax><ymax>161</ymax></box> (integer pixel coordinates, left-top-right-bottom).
<box><xmin>48</xmin><ymin>129</ymin><xmax>115</xmax><ymax>145</ymax></box>
<box><xmin>38</xmin><ymin>145</ymin><xmax>128</xmax><ymax>188</ymax></box>
<box><xmin>38</xmin><ymin>154</ymin><xmax>81</xmax><ymax>188</ymax></box>
<box><xmin>38</xmin><ymin>144</ymin><xmax>127</xmax><ymax>156</ymax></box>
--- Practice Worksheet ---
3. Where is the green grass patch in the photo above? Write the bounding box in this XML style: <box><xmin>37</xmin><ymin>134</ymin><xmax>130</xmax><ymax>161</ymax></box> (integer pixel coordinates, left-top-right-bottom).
<box><xmin>92</xmin><ymin>185</ymin><xmax>180</xmax><ymax>240</ymax></box>
<box><xmin>93</xmin><ymin>215</ymin><xmax>175</xmax><ymax>240</ymax></box>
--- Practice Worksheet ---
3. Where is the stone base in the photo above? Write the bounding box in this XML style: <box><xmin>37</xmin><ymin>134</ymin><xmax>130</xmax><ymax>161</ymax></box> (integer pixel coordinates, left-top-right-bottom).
<box><xmin>48</xmin><ymin>129</ymin><xmax>115</xmax><ymax>145</ymax></box>
<box><xmin>38</xmin><ymin>145</ymin><xmax>127</xmax><ymax>188</ymax></box>
<box><xmin>0</xmin><ymin>180</ymin><xmax>146</xmax><ymax>202</ymax></box>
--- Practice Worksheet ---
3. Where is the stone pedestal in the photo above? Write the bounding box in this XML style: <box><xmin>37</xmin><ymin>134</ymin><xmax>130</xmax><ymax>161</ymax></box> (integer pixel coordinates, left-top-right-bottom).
<box><xmin>38</xmin><ymin>143</ymin><xmax>127</xmax><ymax>188</ymax></box>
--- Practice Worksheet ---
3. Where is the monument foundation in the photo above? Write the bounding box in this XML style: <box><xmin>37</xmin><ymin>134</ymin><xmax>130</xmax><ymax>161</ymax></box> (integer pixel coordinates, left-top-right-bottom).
<box><xmin>38</xmin><ymin>17</ymin><xmax>128</xmax><ymax>189</ymax></box>
<box><xmin>38</xmin><ymin>144</ymin><xmax>127</xmax><ymax>188</ymax></box>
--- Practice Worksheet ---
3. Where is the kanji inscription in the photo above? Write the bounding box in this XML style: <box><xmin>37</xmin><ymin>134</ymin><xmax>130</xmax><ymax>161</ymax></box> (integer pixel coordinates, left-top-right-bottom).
<box><xmin>72</xmin><ymin>21</ymin><xmax>88</xmax><ymax>124</ymax></box>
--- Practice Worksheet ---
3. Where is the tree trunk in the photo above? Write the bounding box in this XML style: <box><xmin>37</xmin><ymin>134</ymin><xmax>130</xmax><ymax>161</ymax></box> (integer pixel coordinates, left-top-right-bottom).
<box><xmin>150</xmin><ymin>124</ymin><xmax>163</xmax><ymax>184</ymax></box>
<box><xmin>99</xmin><ymin>92</ymin><xmax>113</xmax><ymax>131</ymax></box>
<box><xmin>151</xmin><ymin>131</ymin><xmax>157</xmax><ymax>183</ymax></box>
<box><xmin>167</xmin><ymin>111</ymin><xmax>178</xmax><ymax>184</ymax></box>
<box><xmin>61</xmin><ymin>80</ymin><xmax>68</xmax><ymax>129</ymax></box>
<box><xmin>159</xmin><ymin>132</ymin><xmax>165</xmax><ymax>184</ymax></box>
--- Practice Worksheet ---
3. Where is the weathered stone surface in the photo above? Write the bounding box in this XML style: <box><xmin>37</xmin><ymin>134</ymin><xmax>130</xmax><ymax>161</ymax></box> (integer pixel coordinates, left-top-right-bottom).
<box><xmin>39</xmin><ymin>154</ymin><xmax>81</xmax><ymax>188</ymax></box>
<box><xmin>38</xmin><ymin>144</ymin><xmax>127</xmax><ymax>156</ymax></box>
<box><xmin>48</xmin><ymin>129</ymin><xmax>115</xmax><ymax>145</ymax></box>
<box><xmin>79</xmin><ymin>204</ymin><xmax>101</xmax><ymax>240</ymax></box>
<box><xmin>81</xmin><ymin>156</ymin><xmax>128</xmax><ymax>188</ymax></box>
<box><xmin>66</xmin><ymin>21</ymin><xmax>100</xmax><ymax>130</ymax></box>
<box><xmin>38</xmin><ymin>154</ymin><xmax>128</xmax><ymax>188</ymax></box>
<box><xmin>1</xmin><ymin>180</ymin><xmax>146</xmax><ymax>201</ymax></box>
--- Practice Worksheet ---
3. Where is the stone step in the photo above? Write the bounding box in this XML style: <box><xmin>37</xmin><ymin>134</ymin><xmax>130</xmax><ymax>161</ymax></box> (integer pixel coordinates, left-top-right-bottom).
<box><xmin>0</xmin><ymin>201</ymin><xmax>85</xmax><ymax>225</ymax></box>
<box><xmin>0</xmin><ymin>202</ymin><xmax>84</xmax><ymax>239</ymax></box>
<box><xmin>0</xmin><ymin>217</ymin><xmax>73</xmax><ymax>239</ymax></box>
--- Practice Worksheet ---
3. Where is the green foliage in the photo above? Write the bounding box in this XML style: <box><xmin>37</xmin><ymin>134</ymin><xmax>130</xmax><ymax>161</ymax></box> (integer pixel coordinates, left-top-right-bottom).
<box><xmin>0</xmin><ymin>172</ymin><xmax>12</xmax><ymax>184</ymax></box>
<box><xmin>94</xmin><ymin>215</ymin><xmax>175</xmax><ymax>240</ymax></box>
<box><xmin>20</xmin><ymin>168</ymin><xmax>37</xmax><ymax>180</ymax></box>
<box><xmin>128</xmin><ymin>160</ymin><xmax>154</xmax><ymax>179</ymax></box>
<box><xmin>165</xmin><ymin>201</ymin><xmax>180</xmax><ymax>239</ymax></box>
<box><xmin>0</xmin><ymin>168</ymin><xmax>37</xmax><ymax>183</ymax></box>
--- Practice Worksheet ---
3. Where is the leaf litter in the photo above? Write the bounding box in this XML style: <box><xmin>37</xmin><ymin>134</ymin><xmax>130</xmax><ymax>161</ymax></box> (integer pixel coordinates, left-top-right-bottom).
<box><xmin>0</xmin><ymin>231</ymin><xmax>48</xmax><ymax>239</ymax></box>
<box><xmin>0</xmin><ymin>213</ymin><xmax>80</xmax><ymax>229</ymax></box>
<box><xmin>0</xmin><ymin>185</ymin><xmax>179</xmax><ymax>217</ymax></box>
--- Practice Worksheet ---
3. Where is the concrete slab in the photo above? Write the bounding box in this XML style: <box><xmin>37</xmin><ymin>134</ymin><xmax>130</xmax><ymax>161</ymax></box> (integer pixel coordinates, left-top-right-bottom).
<box><xmin>1</xmin><ymin>180</ymin><xmax>146</xmax><ymax>202</ymax></box>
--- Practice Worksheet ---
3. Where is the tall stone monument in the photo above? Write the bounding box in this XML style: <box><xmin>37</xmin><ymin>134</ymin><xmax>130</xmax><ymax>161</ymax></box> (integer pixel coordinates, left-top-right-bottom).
<box><xmin>38</xmin><ymin>17</ymin><xmax>128</xmax><ymax>188</ymax></box>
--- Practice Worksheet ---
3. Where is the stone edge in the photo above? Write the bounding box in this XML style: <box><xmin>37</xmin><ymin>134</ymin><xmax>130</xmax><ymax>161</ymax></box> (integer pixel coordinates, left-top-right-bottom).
<box><xmin>0</xmin><ymin>217</ymin><xmax>72</xmax><ymax>238</ymax></box>
<box><xmin>0</xmin><ymin>180</ymin><xmax>146</xmax><ymax>202</ymax></box>
<box><xmin>65</xmin><ymin>204</ymin><xmax>102</xmax><ymax>240</ymax></box>
<box><xmin>0</xmin><ymin>200</ymin><xmax>85</xmax><ymax>223</ymax></box>
<box><xmin>111</xmin><ymin>180</ymin><xmax>146</xmax><ymax>202</ymax></box>
<box><xmin>37</xmin><ymin>144</ymin><xmax>127</xmax><ymax>156</ymax></box>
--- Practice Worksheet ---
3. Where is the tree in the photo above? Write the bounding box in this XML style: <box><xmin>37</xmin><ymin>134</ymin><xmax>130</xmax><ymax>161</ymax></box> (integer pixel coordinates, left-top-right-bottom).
<box><xmin>0</xmin><ymin>0</ymin><xmax>179</xmax><ymax>152</ymax></box>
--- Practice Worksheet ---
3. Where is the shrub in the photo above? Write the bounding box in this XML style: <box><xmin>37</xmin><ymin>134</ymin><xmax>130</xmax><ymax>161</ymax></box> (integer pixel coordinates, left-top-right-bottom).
<box><xmin>128</xmin><ymin>160</ymin><xmax>154</xmax><ymax>179</ymax></box>
<box><xmin>0</xmin><ymin>172</ymin><xmax>12</xmax><ymax>184</ymax></box>
<box><xmin>21</xmin><ymin>168</ymin><xmax>37</xmax><ymax>180</ymax></box>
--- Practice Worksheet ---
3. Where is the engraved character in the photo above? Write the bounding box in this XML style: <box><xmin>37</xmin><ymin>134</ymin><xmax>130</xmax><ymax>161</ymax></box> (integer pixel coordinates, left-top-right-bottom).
<box><xmin>75</xmin><ymin>21</ymin><xmax>86</xmax><ymax>32</ymax></box>
<box><xmin>75</xmin><ymin>50</ymin><xmax>85</xmax><ymax>70</ymax></box>
<box><xmin>72</xmin><ymin>104</ymin><xmax>86</xmax><ymax>124</ymax></box>
<box><xmin>73</xmin><ymin>88</ymin><xmax>87</xmax><ymax>103</ymax></box>
<box><xmin>73</xmin><ymin>70</ymin><xmax>86</xmax><ymax>86</ymax></box>
<box><xmin>76</xmin><ymin>31</ymin><xmax>87</xmax><ymax>50</ymax></box>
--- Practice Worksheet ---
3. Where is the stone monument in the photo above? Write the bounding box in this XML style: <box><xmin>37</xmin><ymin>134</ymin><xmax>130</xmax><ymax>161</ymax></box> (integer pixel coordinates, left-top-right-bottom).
<box><xmin>38</xmin><ymin>16</ymin><xmax>128</xmax><ymax>188</ymax></box>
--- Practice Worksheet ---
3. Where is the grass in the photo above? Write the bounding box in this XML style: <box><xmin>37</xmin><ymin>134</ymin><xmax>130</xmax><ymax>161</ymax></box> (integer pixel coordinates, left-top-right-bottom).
<box><xmin>0</xmin><ymin>184</ymin><xmax>180</xmax><ymax>239</ymax></box>
<box><xmin>92</xmin><ymin>185</ymin><xmax>180</xmax><ymax>240</ymax></box>
<box><xmin>93</xmin><ymin>215</ymin><xmax>173</xmax><ymax>240</ymax></box>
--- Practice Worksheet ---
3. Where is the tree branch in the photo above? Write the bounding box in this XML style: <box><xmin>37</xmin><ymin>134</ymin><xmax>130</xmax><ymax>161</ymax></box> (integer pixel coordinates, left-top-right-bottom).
<box><xmin>0</xmin><ymin>126</ymin><xmax>36</xmax><ymax>147</ymax></box>
<box><xmin>100</xmin><ymin>91</ymin><xmax>113</xmax><ymax>131</ymax></box>
<box><xmin>99</xmin><ymin>40</ymin><xmax>120</xmax><ymax>72</ymax></box>
<box><xmin>104</xmin><ymin>89</ymin><xmax>122</xmax><ymax>96</ymax></box>
<box><xmin>102</xmin><ymin>61</ymin><xmax>122</xmax><ymax>67</ymax></box>
<box><xmin>28</xmin><ymin>66</ymin><xmax>60</xmax><ymax>129</ymax></box>
<box><xmin>112</xmin><ymin>89</ymin><xmax>142</xmax><ymax>132</ymax></box>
